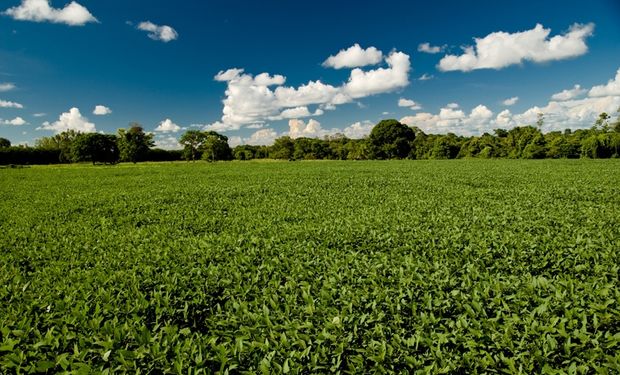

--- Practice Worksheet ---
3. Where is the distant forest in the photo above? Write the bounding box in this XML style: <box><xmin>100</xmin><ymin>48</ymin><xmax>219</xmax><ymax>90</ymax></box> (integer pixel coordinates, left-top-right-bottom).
<box><xmin>1</xmin><ymin>111</ymin><xmax>619</xmax><ymax>166</ymax></box>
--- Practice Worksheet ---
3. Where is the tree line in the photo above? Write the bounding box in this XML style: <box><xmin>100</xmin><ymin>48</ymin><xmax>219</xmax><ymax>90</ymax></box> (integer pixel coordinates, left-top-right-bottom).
<box><xmin>1</xmin><ymin>111</ymin><xmax>619</xmax><ymax>165</ymax></box>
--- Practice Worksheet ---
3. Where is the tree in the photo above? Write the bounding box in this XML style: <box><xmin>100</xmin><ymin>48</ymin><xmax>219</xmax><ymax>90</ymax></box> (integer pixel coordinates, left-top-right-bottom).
<box><xmin>0</xmin><ymin>138</ymin><xmax>10</xmax><ymax>148</ymax></box>
<box><xmin>200</xmin><ymin>131</ymin><xmax>233</xmax><ymax>162</ymax></box>
<box><xmin>71</xmin><ymin>133</ymin><xmax>119</xmax><ymax>164</ymax></box>
<box><xmin>536</xmin><ymin>112</ymin><xmax>545</xmax><ymax>130</ymax></box>
<box><xmin>270</xmin><ymin>136</ymin><xmax>295</xmax><ymax>160</ymax></box>
<box><xmin>35</xmin><ymin>130</ymin><xmax>80</xmax><ymax>162</ymax></box>
<box><xmin>179</xmin><ymin>130</ymin><xmax>232</xmax><ymax>161</ymax></box>
<box><xmin>368</xmin><ymin>119</ymin><xmax>415</xmax><ymax>159</ymax></box>
<box><xmin>593</xmin><ymin>112</ymin><xmax>611</xmax><ymax>133</ymax></box>
<box><xmin>117</xmin><ymin>124</ymin><xmax>154</xmax><ymax>163</ymax></box>
<box><xmin>179</xmin><ymin>130</ymin><xmax>204</xmax><ymax>161</ymax></box>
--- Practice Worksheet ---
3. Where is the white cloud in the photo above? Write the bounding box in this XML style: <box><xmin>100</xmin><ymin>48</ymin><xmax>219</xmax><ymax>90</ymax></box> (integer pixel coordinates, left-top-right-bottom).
<box><xmin>418</xmin><ymin>73</ymin><xmax>434</xmax><ymax>81</ymax></box>
<box><xmin>398</xmin><ymin>98</ymin><xmax>422</xmax><ymax>110</ymax></box>
<box><xmin>154</xmin><ymin>118</ymin><xmax>181</xmax><ymax>133</ymax></box>
<box><xmin>288</xmin><ymin>119</ymin><xmax>328</xmax><ymax>139</ymax></box>
<box><xmin>246</xmin><ymin>128</ymin><xmax>279</xmax><ymax>145</ymax></box>
<box><xmin>343</xmin><ymin>121</ymin><xmax>374</xmax><ymax>138</ymax></box>
<box><xmin>0</xmin><ymin>100</ymin><xmax>23</xmax><ymax>108</ymax></box>
<box><xmin>137</xmin><ymin>21</ymin><xmax>178</xmax><ymax>42</ymax></box>
<box><xmin>202</xmin><ymin>121</ymin><xmax>241</xmax><ymax>133</ymax></box>
<box><xmin>227</xmin><ymin>136</ymin><xmax>243</xmax><ymax>148</ymax></box>
<box><xmin>343</xmin><ymin>51</ymin><xmax>410</xmax><ymax>99</ymax></box>
<box><xmin>401</xmin><ymin>103</ymin><xmax>493</xmax><ymax>135</ymax></box>
<box><xmin>502</xmin><ymin>97</ymin><xmax>519</xmax><ymax>106</ymax></box>
<box><xmin>3</xmin><ymin>0</ymin><xmax>97</xmax><ymax>26</ymax></box>
<box><xmin>271</xmin><ymin>106</ymin><xmax>317</xmax><ymax>120</ymax></box>
<box><xmin>33</xmin><ymin>113</ymin><xmax>46</xmax><ymax>117</ymax></box>
<box><xmin>495</xmin><ymin>109</ymin><xmax>515</xmax><ymax>128</ymax></box>
<box><xmin>438</xmin><ymin>23</ymin><xmax>594</xmax><ymax>72</ymax></box>
<box><xmin>212</xmin><ymin>48</ymin><xmax>412</xmax><ymax>130</ymax></box>
<box><xmin>93</xmin><ymin>105</ymin><xmax>112</xmax><ymax>115</ymax></box>
<box><xmin>154</xmin><ymin>135</ymin><xmax>181</xmax><ymax>150</ymax></box>
<box><xmin>551</xmin><ymin>85</ymin><xmax>586</xmax><ymax>101</ymax></box>
<box><xmin>588</xmin><ymin>68</ymin><xmax>620</xmax><ymax>97</ymax></box>
<box><xmin>0</xmin><ymin>83</ymin><xmax>16</xmax><ymax>92</ymax></box>
<box><xmin>400</xmin><ymin>68</ymin><xmax>620</xmax><ymax>135</ymax></box>
<box><xmin>322</xmin><ymin>44</ymin><xmax>383</xmax><ymax>69</ymax></box>
<box><xmin>1</xmin><ymin>117</ymin><xmax>27</xmax><ymax>126</ymax></box>
<box><xmin>417</xmin><ymin>43</ymin><xmax>444</xmax><ymax>54</ymax></box>
<box><xmin>226</xmin><ymin>128</ymin><xmax>280</xmax><ymax>147</ymax></box>
<box><xmin>38</xmin><ymin>107</ymin><xmax>95</xmax><ymax>133</ymax></box>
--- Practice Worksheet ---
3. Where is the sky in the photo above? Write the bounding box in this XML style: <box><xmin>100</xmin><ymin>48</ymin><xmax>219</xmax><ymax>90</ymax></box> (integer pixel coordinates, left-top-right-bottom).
<box><xmin>0</xmin><ymin>0</ymin><xmax>619</xmax><ymax>148</ymax></box>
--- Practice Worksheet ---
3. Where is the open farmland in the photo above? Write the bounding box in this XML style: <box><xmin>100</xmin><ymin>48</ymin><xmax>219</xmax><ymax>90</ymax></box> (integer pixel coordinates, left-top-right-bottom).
<box><xmin>1</xmin><ymin>160</ymin><xmax>619</xmax><ymax>373</ymax></box>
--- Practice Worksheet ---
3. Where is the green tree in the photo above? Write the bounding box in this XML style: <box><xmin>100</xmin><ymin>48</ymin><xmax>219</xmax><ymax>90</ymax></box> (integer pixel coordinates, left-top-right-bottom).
<box><xmin>200</xmin><ymin>131</ymin><xmax>233</xmax><ymax>162</ymax></box>
<box><xmin>179</xmin><ymin>130</ymin><xmax>204</xmax><ymax>161</ymax></box>
<box><xmin>368</xmin><ymin>119</ymin><xmax>415</xmax><ymax>159</ymax></box>
<box><xmin>0</xmin><ymin>138</ymin><xmax>10</xmax><ymax>148</ymax></box>
<box><xmin>117</xmin><ymin>124</ymin><xmax>154</xmax><ymax>163</ymax></box>
<box><xmin>71</xmin><ymin>133</ymin><xmax>119</xmax><ymax>164</ymax></box>
<box><xmin>270</xmin><ymin>136</ymin><xmax>295</xmax><ymax>160</ymax></box>
<box><xmin>179</xmin><ymin>130</ymin><xmax>232</xmax><ymax>161</ymax></box>
<box><xmin>35</xmin><ymin>130</ymin><xmax>80</xmax><ymax>162</ymax></box>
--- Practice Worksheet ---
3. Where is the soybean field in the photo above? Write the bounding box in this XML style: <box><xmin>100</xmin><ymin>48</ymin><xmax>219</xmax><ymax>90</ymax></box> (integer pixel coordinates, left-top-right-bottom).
<box><xmin>1</xmin><ymin>160</ymin><xmax>619</xmax><ymax>374</ymax></box>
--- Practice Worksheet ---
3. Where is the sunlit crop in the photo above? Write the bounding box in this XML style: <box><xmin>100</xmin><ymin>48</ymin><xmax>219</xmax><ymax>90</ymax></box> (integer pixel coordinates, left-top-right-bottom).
<box><xmin>1</xmin><ymin>160</ymin><xmax>619</xmax><ymax>373</ymax></box>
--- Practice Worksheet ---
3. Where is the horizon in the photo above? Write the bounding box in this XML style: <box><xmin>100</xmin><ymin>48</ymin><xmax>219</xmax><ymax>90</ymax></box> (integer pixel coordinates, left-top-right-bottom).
<box><xmin>0</xmin><ymin>0</ymin><xmax>619</xmax><ymax>149</ymax></box>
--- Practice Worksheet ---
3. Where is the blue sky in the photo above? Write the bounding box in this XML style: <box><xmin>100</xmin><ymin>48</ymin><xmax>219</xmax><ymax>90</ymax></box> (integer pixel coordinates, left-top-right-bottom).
<box><xmin>0</xmin><ymin>0</ymin><xmax>619</xmax><ymax>148</ymax></box>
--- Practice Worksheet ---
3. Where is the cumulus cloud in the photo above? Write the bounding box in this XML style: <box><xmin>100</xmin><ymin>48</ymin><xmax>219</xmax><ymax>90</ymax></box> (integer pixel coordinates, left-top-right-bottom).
<box><xmin>137</xmin><ymin>21</ymin><xmax>178</xmax><ymax>42</ymax></box>
<box><xmin>245</xmin><ymin>128</ymin><xmax>279</xmax><ymax>145</ymax></box>
<box><xmin>400</xmin><ymin>67</ymin><xmax>620</xmax><ymax>135</ymax></box>
<box><xmin>502</xmin><ymin>97</ymin><xmax>519</xmax><ymax>106</ymax></box>
<box><xmin>3</xmin><ymin>0</ymin><xmax>97</xmax><ymax>26</ymax></box>
<box><xmin>0</xmin><ymin>117</ymin><xmax>27</xmax><ymax>126</ymax></box>
<box><xmin>343</xmin><ymin>51</ymin><xmax>410</xmax><ymax>99</ymax></box>
<box><xmin>398</xmin><ymin>98</ymin><xmax>422</xmax><ymax>110</ymax></box>
<box><xmin>154</xmin><ymin>118</ymin><xmax>181</xmax><ymax>133</ymax></box>
<box><xmin>288</xmin><ymin>119</ymin><xmax>329</xmax><ymax>139</ymax></box>
<box><xmin>33</xmin><ymin>113</ymin><xmax>46</xmax><ymax>117</ymax></box>
<box><xmin>93</xmin><ymin>105</ymin><xmax>112</xmax><ymax>115</ymax></box>
<box><xmin>551</xmin><ymin>85</ymin><xmax>586</xmax><ymax>101</ymax></box>
<box><xmin>343</xmin><ymin>121</ymin><xmax>374</xmax><ymax>138</ymax></box>
<box><xmin>417</xmin><ymin>43</ymin><xmax>444</xmax><ymax>54</ymax></box>
<box><xmin>154</xmin><ymin>135</ymin><xmax>181</xmax><ymax>150</ymax></box>
<box><xmin>38</xmin><ymin>107</ymin><xmax>95</xmax><ymax>133</ymax></box>
<box><xmin>588</xmin><ymin>68</ymin><xmax>620</xmax><ymax>97</ymax></box>
<box><xmin>438</xmin><ymin>23</ymin><xmax>594</xmax><ymax>72</ymax></box>
<box><xmin>210</xmin><ymin>47</ymin><xmax>411</xmax><ymax>131</ymax></box>
<box><xmin>401</xmin><ymin>104</ymin><xmax>492</xmax><ymax>135</ymax></box>
<box><xmin>322</xmin><ymin>44</ymin><xmax>383</xmax><ymax>69</ymax></box>
<box><xmin>0</xmin><ymin>83</ymin><xmax>16</xmax><ymax>92</ymax></box>
<box><xmin>418</xmin><ymin>73</ymin><xmax>434</xmax><ymax>81</ymax></box>
<box><xmin>0</xmin><ymin>100</ymin><xmax>23</xmax><ymax>108</ymax></box>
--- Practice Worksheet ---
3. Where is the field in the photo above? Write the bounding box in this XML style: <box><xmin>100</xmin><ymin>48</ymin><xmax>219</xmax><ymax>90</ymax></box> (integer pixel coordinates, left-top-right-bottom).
<box><xmin>1</xmin><ymin>160</ymin><xmax>619</xmax><ymax>374</ymax></box>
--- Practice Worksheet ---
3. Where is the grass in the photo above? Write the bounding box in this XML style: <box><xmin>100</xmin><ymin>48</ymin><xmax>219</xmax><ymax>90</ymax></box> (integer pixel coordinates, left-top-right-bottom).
<box><xmin>1</xmin><ymin>160</ymin><xmax>619</xmax><ymax>373</ymax></box>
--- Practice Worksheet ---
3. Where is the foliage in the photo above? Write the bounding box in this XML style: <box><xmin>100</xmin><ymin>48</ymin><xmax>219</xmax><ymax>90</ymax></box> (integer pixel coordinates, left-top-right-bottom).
<box><xmin>0</xmin><ymin>160</ymin><xmax>618</xmax><ymax>373</ymax></box>
<box><xmin>70</xmin><ymin>133</ymin><xmax>119</xmax><ymax>164</ymax></box>
<box><xmin>0</xmin><ymin>138</ymin><xmax>10</xmax><ymax>148</ymax></box>
<box><xmin>200</xmin><ymin>132</ymin><xmax>233</xmax><ymax>162</ymax></box>
<box><xmin>368</xmin><ymin>119</ymin><xmax>416</xmax><ymax>159</ymax></box>
<box><xmin>270</xmin><ymin>136</ymin><xmax>295</xmax><ymax>160</ymax></box>
<box><xmin>35</xmin><ymin>130</ymin><xmax>81</xmax><ymax>163</ymax></box>
<box><xmin>179</xmin><ymin>131</ymin><xmax>232</xmax><ymax>162</ymax></box>
<box><xmin>0</xmin><ymin>147</ymin><xmax>61</xmax><ymax>165</ymax></box>
<box><xmin>117</xmin><ymin>125</ymin><xmax>155</xmax><ymax>163</ymax></box>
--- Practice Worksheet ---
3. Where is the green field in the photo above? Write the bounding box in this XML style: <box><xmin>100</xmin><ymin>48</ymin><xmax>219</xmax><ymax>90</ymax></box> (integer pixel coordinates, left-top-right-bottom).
<box><xmin>1</xmin><ymin>160</ymin><xmax>619</xmax><ymax>373</ymax></box>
